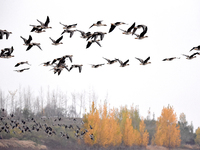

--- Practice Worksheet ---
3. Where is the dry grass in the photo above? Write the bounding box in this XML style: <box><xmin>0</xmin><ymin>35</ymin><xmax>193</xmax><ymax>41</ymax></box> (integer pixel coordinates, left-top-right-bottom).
<box><xmin>0</xmin><ymin>138</ymin><xmax>47</xmax><ymax>150</ymax></box>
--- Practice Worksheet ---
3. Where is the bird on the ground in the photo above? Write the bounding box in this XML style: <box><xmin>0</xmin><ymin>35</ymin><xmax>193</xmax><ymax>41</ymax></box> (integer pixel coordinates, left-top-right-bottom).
<box><xmin>89</xmin><ymin>20</ymin><xmax>107</xmax><ymax>28</ymax></box>
<box><xmin>135</xmin><ymin>56</ymin><xmax>151</xmax><ymax>65</ymax></box>
<box><xmin>50</xmin><ymin>36</ymin><xmax>63</xmax><ymax>45</ymax></box>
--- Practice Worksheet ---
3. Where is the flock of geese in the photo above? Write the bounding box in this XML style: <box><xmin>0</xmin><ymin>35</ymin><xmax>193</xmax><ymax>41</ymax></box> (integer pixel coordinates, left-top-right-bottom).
<box><xmin>0</xmin><ymin>16</ymin><xmax>200</xmax><ymax>75</ymax></box>
<box><xmin>0</xmin><ymin>108</ymin><xmax>94</xmax><ymax>141</ymax></box>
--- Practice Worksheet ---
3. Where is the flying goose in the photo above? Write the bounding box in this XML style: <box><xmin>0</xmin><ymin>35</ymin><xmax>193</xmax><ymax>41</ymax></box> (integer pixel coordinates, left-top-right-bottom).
<box><xmin>0</xmin><ymin>46</ymin><xmax>14</xmax><ymax>58</ymax></box>
<box><xmin>14</xmin><ymin>68</ymin><xmax>30</xmax><ymax>72</ymax></box>
<box><xmin>90</xmin><ymin>63</ymin><xmax>105</xmax><ymax>68</ymax></box>
<box><xmin>76</xmin><ymin>30</ymin><xmax>92</xmax><ymax>39</ymax></box>
<box><xmin>182</xmin><ymin>52</ymin><xmax>199</xmax><ymax>59</ymax></box>
<box><xmin>26</xmin><ymin>43</ymin><xmax>42</xmax><ymax>51</ymax></box>
<box><xmin>2</xmin><ymin>30</ymin><xmax>12</xmax><ymax>39</ymax></box>
<box><xmin>69</xmin><ymin>64</ymin><xmax>83</xmax><ymax>73</ymax></box>
<box><xmin>86</xmin><ymin>40</ymin><xmax>101</xmax><ymax>49</ymax></box>
<box><xmin>119</xmin><ymin>22</ymin><xmax>136</xmax><ymax>35</ymax></box>
<box><xmin>115</xmin><ymin>59</ymin><xmax>129</xmax><ymax>67</ymax></box>
<box><xmin>162</xmin><ymin>57</ymin><xmax>180</xmax><ymax>61</ymax></box>
<box><xmin>20</xmin><ymin>35</ymin><xmax>32</xmax><ymax>45</ymax></box>
<box><xmin>59</xmin><ymin>22</ymin><xmax>77</xmax><ymax>29</ymax></box>
<box><xmin>37</xmin><ymin>16</ymin><xmax>51</xmax><ymax>29</ymax></box>
<box><xmin>61</xmin><ymin>29</ymin><xmax>76</xmax><ymax>38</ymax></box>
<box><xmin>30</xmin><ymin>25</ymin><xmax>46</xmax><ymax>33</ymax></box>
<box><xmin>135</xmin><ymin>56</ymin><xmax>151</xmax><ymax>65</ymax></box>
<box><xmin>190</xmin><ymin>45</ymin><xmax>200</xmax><ymax>51</ymax></box>
<box><xmin>15</xmin><ymin>61</ymin><xmax>31</xmax><ymax>67</ymax></box>
<box><xmin>109</xmin><ymin>22</ymin><xmax>126</xmax><ymax>33</ymax></box>
<box><xmin>134</xmin><ymin>25</ymin><xmax>148</xmax><ymax>39</ymax></box>
<box><xmin>89</xmin><ymin>20</ymin><xmax>107</xmax><ymax>28</ymax></box>
<box><xmin>103</xmin><ymin>57</ymin><xmax>117</xmax><ymax>64</ymax></box>
<box><xmin>87</xmin><ymin>32</ymin><xmax>107</xmax><ymax>41</ymax></box>
<box><xmin>50</xmin><ymin>36</ymin><xmax>63</xmax><ymax>45</ymax></box>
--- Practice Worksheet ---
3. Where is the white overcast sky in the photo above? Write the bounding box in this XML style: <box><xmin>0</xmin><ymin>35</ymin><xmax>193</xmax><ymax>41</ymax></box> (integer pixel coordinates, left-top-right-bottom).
<box><xmin>1</xmin><ymin>0</ymin><xmax>200</xmax><ymax>130</ymax></box>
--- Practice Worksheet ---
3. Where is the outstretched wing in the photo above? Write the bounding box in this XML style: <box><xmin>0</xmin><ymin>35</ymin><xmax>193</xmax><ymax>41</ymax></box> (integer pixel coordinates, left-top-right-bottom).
<box><xmin>127</xmin><ymin>22</ymin><xmax>135</xmax><ymax>32</ymax></box>
<box><xmin>135</xmin><ymin>57</ymin><xmax>143</xmax><ymax>63</ymax></box>
<box><xmin>56</xmin><ymin>36</ymin><xmax>63</xmax><ymax>43</ymax></box>
<box><xmin>109</xmin><ymin>24</ymin><xmax>116</xmax><ymax>33</ymax></box>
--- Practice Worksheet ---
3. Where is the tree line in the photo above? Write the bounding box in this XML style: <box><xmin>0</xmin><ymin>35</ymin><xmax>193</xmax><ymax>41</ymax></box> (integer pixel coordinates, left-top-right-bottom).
<box><xmin>0</xmin><ymin>87</ymin><xmax>199</xmax><ymax>149</ymax></box>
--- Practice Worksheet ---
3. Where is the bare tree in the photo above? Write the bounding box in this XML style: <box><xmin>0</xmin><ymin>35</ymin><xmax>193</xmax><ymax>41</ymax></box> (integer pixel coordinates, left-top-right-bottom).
<box><xmin>8</xmin><ymin>90</ymin><xmax>17</xmax><ymax>114</ymax></box>
<box><xmin>0</xmin><ymin>89</ymin><xmax>7</xmax><ymax>110</ymax></box>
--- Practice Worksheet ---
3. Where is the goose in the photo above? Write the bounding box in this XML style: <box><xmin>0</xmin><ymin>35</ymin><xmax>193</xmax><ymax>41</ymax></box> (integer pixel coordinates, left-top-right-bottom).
<box><xmin>135</xmin><ymin>56</ymin><xmax>151</xmax><ymax>65</ymax></box>
<box><xmin>134</xmin><ymin>25</ymin><xmax>148</xmax><ymax>39</ymax></box>
<box><xmin>115</xmin><ymin>59</ymin><xmax>129</xmax><ymax>67</ymax></box>
<box><xmin>119</xmin><ymin>22</ymin><xmax>136</xmax><ymax>35</ymax></box>
<box><xmin>40</xmin><ymin>61</ymin><xmax>51</xmax><ymax>66</ymax></box>
<box><xmin>50</xmin><ymin>36</ymin><xmax>63</xmax><ymax>45</ymax></box>
<box><xmin>76</xmin><ymin>30</ymin><xmax>92</xmax><ymax>39</ymax></box>
<box><xmin>108</xmin><ymin>22</ymin><xmax>126</xmax><ymax>33</ymax></box>
<box><xmin>37</xmin><ymin>16</ymin><xmax>51</xmax><ymax>29</ymax></box>
<box><xmin>0</xmin><ymin>46</ymin><xmax>14</xmax><ymax>58</ymax></box>
<box><xmin>15</xmin><ymin>61</ymin><xmax>31</xmax><ymax>67</ymax></box>
<box><xmin>86</xmin><ymin>40</ymin><xmax>101</xmax><ymax>49</ymax></box>
<box><xmin>90</xmin><ymin>63</ymin><xmax>105</xmax><ymax>68</ymax></box>
<box><xmin>89</xmin><ymin>134</ymin><xmax>94</xmax><ymax>140</ymax></box>
<box><xmin>26</xmin><ymin>43</ymin><xmax>42</xmax><ymax>51</ymax></box>
<box><xmin>69</xmin><ymin>64</ymin><xmax>83</xmax><ymax>73</ymax></box>
<box><xmin>61</xmin><ymin>29</ymin><xmax>76</xmax><ymax>38</ymax></box>
<box><xmin>59</xmin><ymin>22</ymin><xmax>77</xmax><ymax>29</ymax></box>
<box><xmin>0</xmin><ymin>30</ymin><xmax>4</xmax><ymax>39</ymax></box>
<box><xmin>14</xmin><ymin>68</ymin><xmax>30</xmax><ymax>72</ymax></box>
<box><xmin>190</xmin><ymin>45</ymin><xmax>200</xmax><ymax>51</ymax></box>
<box><xmin>182</xmin><ymin>52</ymin><xmax>199</xmax><ymax>59</ymax></box>
<box><xmin>20</xmin><ymin>35</ymin><xmax>32</xmax><ymax>45</ymax></box>
<box><xmin>63</xmin><ymin>55</ymin><xmax>73</xmax><ymax>63</ymax></box>
<box><xmin>2</xmin><ymin>30</ymin><xmax>12</xmax><ymax>39</ymax></box>
<box><xmin>89</xmin><ymin>20</ymin><xmax>107</xmax><ymax>28</ymax></box>
<box><xmin>103</xmin><ymin>57</ymin><xmax>117</xmax><ymax>64</ymax></box>
<box><xmin>30</xmin><ymin>25</ymin><xmax>46</xmax><ymax>33</ymax></box>
<box><xmin>87</xmin><ymin>32</ymin><xmax>107</xmax><ymax>41</ymax></box>
<box><xmin>162</xmin><ymin>57</ymin><xmax>180</xmax><ymax>61</ymax></box>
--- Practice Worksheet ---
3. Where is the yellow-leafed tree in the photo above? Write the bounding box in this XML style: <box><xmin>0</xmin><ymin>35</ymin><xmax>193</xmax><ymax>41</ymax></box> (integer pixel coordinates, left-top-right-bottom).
<box><xmin>123</xmin><ymin>115</ymin><xmax>135</xmax><ymax>146</ymax></box>
<box><xmin>154</xmin><ymin>105</ymin><xmax>181</xmax><ymax>149</ymax></box>
<box><xmin>83</xmin><ymin>101</ymin><xmax>100</xmax><ymax>145</ymax></box>
<box><xmin>139</xmin><ymin>119</ymin><xmax>149</xmax><ymax>147</ymax></box>
<box><xmin>108</xmin><ymin>108</ymin><xmax>122</xmax><ymax>146</ymax></box>
<box><xmin>195</xmin><ymin>127</ymin><xmax>200</xmax><ymax>145</ymax></box>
